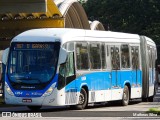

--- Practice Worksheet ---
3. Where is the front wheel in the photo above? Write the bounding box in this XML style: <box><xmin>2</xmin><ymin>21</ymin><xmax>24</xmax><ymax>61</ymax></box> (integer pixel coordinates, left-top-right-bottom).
<box><xmin>122</xmin><ymin>86</ymin><xmax>129</xmax><ymax>106</ymax></box>
<box><xmin>75</xmin><ymin>88</ymin><xmax>88</xmax><ymax>110</ymax></box>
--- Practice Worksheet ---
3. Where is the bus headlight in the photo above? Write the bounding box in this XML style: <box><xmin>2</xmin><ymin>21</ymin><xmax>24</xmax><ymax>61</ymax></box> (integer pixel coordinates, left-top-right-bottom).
<box><xmin>5</xmin><ymin>83</ymin><xmax>14</xmax><ymax>96</ymax></box>
<box><xmin>42</xmin><ymin>82</ymin><xmax>56</xmax><ymax>97</ymax></box>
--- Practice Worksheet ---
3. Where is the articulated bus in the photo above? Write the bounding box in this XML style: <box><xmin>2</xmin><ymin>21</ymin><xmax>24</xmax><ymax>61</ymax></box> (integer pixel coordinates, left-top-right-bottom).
<box><xmin>4</xmin><ymin>28</ymin><xmax>156</xmax><ymax>110</ymax></box>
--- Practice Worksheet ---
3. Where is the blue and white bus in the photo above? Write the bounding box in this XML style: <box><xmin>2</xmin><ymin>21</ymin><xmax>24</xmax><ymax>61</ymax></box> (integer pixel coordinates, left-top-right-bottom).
<box><xmin>4</xmin><ymin>28</ymin><xmax>156</xmax><ymax>110</ymax></box>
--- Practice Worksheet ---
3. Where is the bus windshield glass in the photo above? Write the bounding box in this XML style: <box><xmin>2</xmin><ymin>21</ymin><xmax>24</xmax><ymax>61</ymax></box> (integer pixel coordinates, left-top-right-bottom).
<box><xmin>7</xmin><ymin>42</ymin><xmax>60</xmax><ymax>85</ymax></box>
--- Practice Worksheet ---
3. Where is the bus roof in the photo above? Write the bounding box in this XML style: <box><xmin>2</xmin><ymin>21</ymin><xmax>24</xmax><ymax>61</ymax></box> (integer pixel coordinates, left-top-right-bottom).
<box><xmin>143</xmin><ymin>36</ymin><xmax>156</xmax><ymax>47</ymax></box>
<box><xmin>11</xmin><ymin>28</ymin><xmax>140</xmax><ymax>44</ymax></box>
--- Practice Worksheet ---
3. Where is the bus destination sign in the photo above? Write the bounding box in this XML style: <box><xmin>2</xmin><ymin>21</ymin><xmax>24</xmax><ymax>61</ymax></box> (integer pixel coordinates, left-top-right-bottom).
<box><xmin>15</xmin><ymin>43</ymin><xmax>51</xmax><ymax>50</ymax></box>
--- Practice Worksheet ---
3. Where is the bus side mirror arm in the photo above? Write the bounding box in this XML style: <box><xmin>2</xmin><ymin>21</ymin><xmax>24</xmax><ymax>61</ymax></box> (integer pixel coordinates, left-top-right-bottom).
<box><xmin>58</xmin><ymin>48</ymin><xmax>68</xmax><ymax>65</ymax></box>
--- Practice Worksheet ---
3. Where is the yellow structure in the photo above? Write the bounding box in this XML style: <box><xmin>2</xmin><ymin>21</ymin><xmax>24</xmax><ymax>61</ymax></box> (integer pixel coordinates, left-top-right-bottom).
<box><xmin>0</xmin><ymin>0</ymin><xmax>105</xmax><ymax>51</ymax></box>
<box><xmin>0</xmin><ymin>0</ymin><xmax>64</xmax><ymax>39</ymax></box>
<box><xmin>0</xmin><ymin>0</ymin><xmax>65</xmax><ymax>51</ymax></box>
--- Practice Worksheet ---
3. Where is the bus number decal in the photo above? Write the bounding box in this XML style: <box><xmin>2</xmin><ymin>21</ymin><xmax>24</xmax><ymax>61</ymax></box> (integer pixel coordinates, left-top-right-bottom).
<box><xmin>81</xmin><ymin>76</ymin><xmax>86</xmax><ymax>81</ymax></box>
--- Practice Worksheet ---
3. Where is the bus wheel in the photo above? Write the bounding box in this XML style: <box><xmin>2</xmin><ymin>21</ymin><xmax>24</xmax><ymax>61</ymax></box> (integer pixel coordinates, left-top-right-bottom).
<box><xmin>122</xmin><ymin>85</ymin><xmax>129</xmax><ymax>106</ymax></box>
<box><xmin>75</xmin><ymin>88</ymin><xmax>88</xmax><ymax>110</ymax></box>
<box><xmin>148</xmin><ymin>96</ymin><xmax>154</xmax><ymax>102</ymax></box>
<box><xmin>142</xmin><ymin>98</ymin><xmax>147</xmax><ymax>102</ymax></box>
<box><xmin>27</xmin><ymin>106</ymin><xmax>41</xmax><ymax>111</ymax></box>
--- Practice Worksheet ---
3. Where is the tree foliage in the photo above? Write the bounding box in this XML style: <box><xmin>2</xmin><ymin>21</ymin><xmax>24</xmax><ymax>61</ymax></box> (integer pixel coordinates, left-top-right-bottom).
<box><xmin>82</xmin><ymin>0</ymin><xmax>160</xmax><ymax>44</ymax></box>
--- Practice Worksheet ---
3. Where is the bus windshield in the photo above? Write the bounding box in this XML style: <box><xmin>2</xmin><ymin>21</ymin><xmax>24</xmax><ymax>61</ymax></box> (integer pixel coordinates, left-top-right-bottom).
<box><xmin>7</xmin><ymin>42</ymin><xmax>60</xmax><ymax>85</ymax></box>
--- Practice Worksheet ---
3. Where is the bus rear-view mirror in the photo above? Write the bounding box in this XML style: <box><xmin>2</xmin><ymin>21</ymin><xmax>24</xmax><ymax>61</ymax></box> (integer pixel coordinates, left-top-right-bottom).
<box><xmin>58</xmin><ymin>48</ymin><xmax>68</xmax><ymax>65</ymax></box>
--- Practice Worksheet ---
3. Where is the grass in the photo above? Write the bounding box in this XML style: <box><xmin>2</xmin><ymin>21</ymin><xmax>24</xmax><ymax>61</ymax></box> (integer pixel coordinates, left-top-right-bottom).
<box><xmin>148</xmin><ymin>107</ymin><xmax>160</xmax><ymax>115</ymax></box>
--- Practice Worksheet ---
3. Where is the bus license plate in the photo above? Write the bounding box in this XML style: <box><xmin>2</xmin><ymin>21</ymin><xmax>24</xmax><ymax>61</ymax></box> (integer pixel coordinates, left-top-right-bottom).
<box><xmin>22</xmin><ymin>99</ymin><xmax>32</xmax><ymax>103</ymax></box>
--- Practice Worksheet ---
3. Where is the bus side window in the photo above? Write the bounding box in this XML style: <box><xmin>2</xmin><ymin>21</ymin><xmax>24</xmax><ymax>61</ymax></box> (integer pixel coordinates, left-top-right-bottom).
<box><xmin>101</xmin><ymin>43</ymin><xmax>107</xmax><ymax>69</ymax></box>
<box><xmin>111</xmin><ymin>46</ymin><xmax>120</xmax><ymax>70</ymax></box>
<box><xmin>67</xmin><ymin>42</ymin><xmax>74</xmax><ymax>51</ymax></box>
<box><xmin>66</xmin><ymin>52</ymin><xmax>75</xmax><ymax>77</ymax></box>
<box><xmin>131</xmin><ymin>46</ymin><xmax>139</xmax><ymax>69</ymax></box>
<box><xmin>76</xmin><ymin>42</ymin><xmax>89</xmax><ymax>70</ymax></box>
<box><xmin>121</xmin><ymin>44</ymin><xmax>130</xmax><ymax>68</ymax></box>
<box><xmin>89</xmin><ymin>43</ymin><xmax>101</xmax><ymax>69</ymax></box>
<box><xmin>115</xmin><ymin>47</ymin><xmax>120</xmax><ymax>70</ymax></box>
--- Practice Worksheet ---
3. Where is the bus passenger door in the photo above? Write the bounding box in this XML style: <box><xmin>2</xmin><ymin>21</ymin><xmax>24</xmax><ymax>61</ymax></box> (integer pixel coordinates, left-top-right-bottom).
<box><xmin>131</xmin><ymin>46</ymin><xmax>141</xmax><ymax>98</ymax></box>
<box><xmin>104</xmin><ymin>45</ymin><xmax>112</xmax><ymax>101</ymax></box>
<box><xmin>58</xmin><ymin>52</ymin><xmax>77</xmax><ymax>104</ymax></box>
<box><xmin>110</xmin><ymin>45</ymin><xmax>121</xmax><ymax>100</ymax></box>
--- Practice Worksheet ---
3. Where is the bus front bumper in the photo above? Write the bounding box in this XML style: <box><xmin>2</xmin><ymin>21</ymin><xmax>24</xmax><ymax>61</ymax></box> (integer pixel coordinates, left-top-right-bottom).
<box><xmin>4</xmin><ymin>88</ymin><xmax>66</xmax><ymax>106</ymax></box>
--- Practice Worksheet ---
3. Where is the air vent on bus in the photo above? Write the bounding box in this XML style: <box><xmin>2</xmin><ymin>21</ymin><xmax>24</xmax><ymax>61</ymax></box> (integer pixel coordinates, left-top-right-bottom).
<box><xmin>65</xmin><ymin>89</ymin><xmax>77</xmax><ymax>105</ymax></box>
<box><xmin>91</xmin><ymin>91</ymin><xmax>95</xmax><ymax>102</ymax></box>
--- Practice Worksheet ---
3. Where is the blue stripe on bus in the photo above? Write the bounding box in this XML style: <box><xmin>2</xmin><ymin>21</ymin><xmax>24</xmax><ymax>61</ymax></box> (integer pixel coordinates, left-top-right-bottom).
<box><xmin>65</xmin><ymin>70</ymin><xmax>142</xmax><ymax>92</ymax></box>
<box><xmin>5</xmin><ymin>74</ymin><xmax>59</xmax><ymax>97</ymax></box>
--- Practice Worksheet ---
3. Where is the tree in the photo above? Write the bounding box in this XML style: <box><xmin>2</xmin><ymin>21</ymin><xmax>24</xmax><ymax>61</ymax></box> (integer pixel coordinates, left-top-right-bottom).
<box><xmin>82</xmin><ymin>0</ymin><xmax>160</xmax><ymax>44</ymax></box>
<box><xmin>78</xmin><ymin>0</ymin><xmax>86</xmax><ymax>4</ymax></box>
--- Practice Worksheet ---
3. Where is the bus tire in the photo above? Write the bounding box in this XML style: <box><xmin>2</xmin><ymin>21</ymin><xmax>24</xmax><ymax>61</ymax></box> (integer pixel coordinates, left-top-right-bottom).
<box><xmin>122</xmin><ymin>85</ymin><xmax>129</xmax><ymax>106</ymax></box>
<box><xmin>142</xmin><ymin>97</ymin><xmax>148</xmax><ymax>102</ymax></box>
<box><xmin>75</xmin><ymin>88</ymin><xmax>88</xmax><ymax>110</ymax></box>
<box><xmin>148</xmin><ymin>96</ymin><xmax>154</xmax><ymax>102</ymax></box>
<box><xmin>27</xmin><ymin>106</ymin><xmax>41</xmax><ymax>111</ymax></box>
